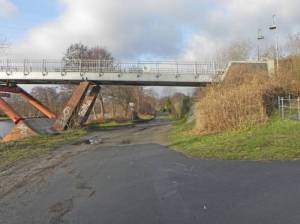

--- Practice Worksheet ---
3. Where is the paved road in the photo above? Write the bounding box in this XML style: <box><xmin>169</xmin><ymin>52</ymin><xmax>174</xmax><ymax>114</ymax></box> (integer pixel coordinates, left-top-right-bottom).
<box><xmin>1</xmin><ymin>119</ymin><xmax>300</xmax><ymax>224</ymax></box>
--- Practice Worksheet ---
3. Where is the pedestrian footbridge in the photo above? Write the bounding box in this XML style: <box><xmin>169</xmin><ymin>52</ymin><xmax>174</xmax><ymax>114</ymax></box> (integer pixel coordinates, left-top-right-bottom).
<box><xmin>0</xmin><ymin>60</ymin><xmax>228</xmax><ymax>86</ymax></box>
<box><xmin>0</xmin><ymin>59</ymin><xmax>273</xmax><ymax>142</ymax></box>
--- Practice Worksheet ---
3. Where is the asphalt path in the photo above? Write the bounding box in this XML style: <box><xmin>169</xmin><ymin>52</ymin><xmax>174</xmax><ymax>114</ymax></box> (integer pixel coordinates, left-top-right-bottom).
<box><xmin>1</xmin><ymin>118</ymin><xmax>300</xmax><ymax>224</ymax></box>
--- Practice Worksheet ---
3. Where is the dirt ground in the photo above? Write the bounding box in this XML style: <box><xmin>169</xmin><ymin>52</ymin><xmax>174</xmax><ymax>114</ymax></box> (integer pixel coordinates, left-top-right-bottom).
<box><xmin>0</xmin><ymin>118</ymin><xmax>171</xmax><ymax>198</ymax></box>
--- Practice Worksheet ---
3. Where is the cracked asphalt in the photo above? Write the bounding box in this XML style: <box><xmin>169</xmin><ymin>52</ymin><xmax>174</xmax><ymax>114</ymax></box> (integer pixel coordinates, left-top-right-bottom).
<box><xmin>1</xmin><ymin>118</ymin><xmax>300</xmax><ymax>224</ymax></box>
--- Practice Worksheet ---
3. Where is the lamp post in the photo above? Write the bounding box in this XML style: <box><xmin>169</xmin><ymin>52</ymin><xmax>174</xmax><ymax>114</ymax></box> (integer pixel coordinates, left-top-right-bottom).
<box><xmin>269</xmin><ymin>14</ymin><xmax>279</xmax><ymax>70</ymax></box>
<box><xmin>257</xmin><ymin>29</ymin><xmax>264</xmax><ymax>61</ymax></box>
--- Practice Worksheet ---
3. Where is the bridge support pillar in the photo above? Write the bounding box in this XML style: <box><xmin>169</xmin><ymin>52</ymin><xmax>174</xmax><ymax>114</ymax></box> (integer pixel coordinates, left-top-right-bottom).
<box><xmin>2</xmin><ymin>120</ymin><xmax>38</xmax><ymax>142</ymax></box>
<box><xmin>0</xmin><ymin>96</ymin><xmax>38</xmax><ymax>142</ymax></box>
<box><xmin>52</xmin><ymin>82</ymin><xmax>90</xmax><ymax>131</ymax></box>
<box><xmin>75</xmin><ymin>85</ymin><xmax>100</xmax><ymax>127</ymax></box>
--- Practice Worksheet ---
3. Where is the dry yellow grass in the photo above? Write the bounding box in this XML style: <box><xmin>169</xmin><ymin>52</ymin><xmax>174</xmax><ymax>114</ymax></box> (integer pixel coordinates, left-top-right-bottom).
<box><xmin>194</xmin><ymin>67</ymin><xmax>300</xmax><ymax>134</ymax></box>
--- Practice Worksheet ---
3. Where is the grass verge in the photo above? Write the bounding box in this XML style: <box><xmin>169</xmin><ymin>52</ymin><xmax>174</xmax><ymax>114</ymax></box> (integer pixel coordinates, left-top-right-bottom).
<box><xmin>170</xmin><ymin>118</ymin><xmax>300</xmax><ymax>161</ymax></box>
<box><xmin>0</xmin><ymin>130</ymin><xmax>87</xmax><ymax>169</ymax></box>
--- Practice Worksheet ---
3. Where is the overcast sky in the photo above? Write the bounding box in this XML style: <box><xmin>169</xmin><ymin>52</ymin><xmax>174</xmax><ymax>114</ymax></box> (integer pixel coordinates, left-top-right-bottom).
<box><xmin>0</xmin><ymin>0</ymin><xmax>299</xmax><ymax>95</ymax></box>
<box><xmin>0</xmin><ymin>0</ymin><xmax>299</xmax><ymax>61</ymax></box>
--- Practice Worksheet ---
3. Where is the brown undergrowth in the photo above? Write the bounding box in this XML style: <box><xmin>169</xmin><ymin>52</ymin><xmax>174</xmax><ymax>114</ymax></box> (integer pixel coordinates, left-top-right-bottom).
<box><xmin>194</xmin><ymin>68</ymin><xmax>300</xmax><ymax>134</ymax></box>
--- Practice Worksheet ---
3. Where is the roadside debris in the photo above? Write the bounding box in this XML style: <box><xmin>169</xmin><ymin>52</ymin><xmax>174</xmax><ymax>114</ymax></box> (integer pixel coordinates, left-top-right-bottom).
<box><xmin>73</xmin><ymin>136</ymin><xmax>103</xmax><ymax>145</ymax></box>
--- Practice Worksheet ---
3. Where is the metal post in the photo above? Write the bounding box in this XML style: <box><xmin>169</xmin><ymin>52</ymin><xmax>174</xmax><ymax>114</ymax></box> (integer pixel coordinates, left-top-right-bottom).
<box><xmin>275</xmin><ymin>29</ymin><xmax>279</xmax><ymax>71</ymax></box>
<box><xmin>269</xmin><ymin>15</ymin><xmax>279</xmax><ymax>72</ymax></box>
<box><xmin>97</xmin><ymin>60</ymin><xmax>100</xmax><ymax>74</ymax></box>
<box><xmin>6</xmin><ymin>59</ymin><xmax>9</xmax><ymax>74</ymax></box>
<box><xmin>29</xmin><ymin>59</ymin><xmax>32</xmax><ymax>73</ymax></box>
<box><xmin>79</xmin><ymin>59</ymin><xmax>82</xmax><ymax>74</ymax></box>
<box><xmin>281</xmin><ymin>97</ymin><xmax>284</xmax><ymax>119</ymax></box>
<box><xmin>298</xmin><ymin>97</ymin><xmax>300</xmax><ymax>121</ymax></box>
<box><xmin>23</xmin><ymin>59</ymin><xmax>26</xmax><ymax>74</ymax></box>
<box><xmin>42</xmin><ymin>59</ymin><xmax>46</xmax><ymax>74</ymax></box>
<box><xmin>213</xmin><ymin>62</ymin><xmax>217</xmax><ymax>76</ymax></box>
<box><xmin>257</xmin><ymin>28</ymin><xmax>264</xmax><ymax>61</ymax></box>
<box><xmin>289</xmin><ymin>95</ymin><xmax>292</xmax><ymax>116</ymax></box>
<box><xmin>278</xmin><ymin>96</ymin><xmax>280</xmax><ymax>112</ymax></box>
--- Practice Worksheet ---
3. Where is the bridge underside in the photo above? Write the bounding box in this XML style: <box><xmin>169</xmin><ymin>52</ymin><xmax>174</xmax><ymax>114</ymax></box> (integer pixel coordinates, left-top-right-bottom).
<box><xmin>0</xmin><ymin>73</ymin><xmax>214</xmax><ymax>87</ymax></box>
<box><xmin>0</xmin><ymin>80</ymin><xmax>210</xmax><ymax>87</ymax></box>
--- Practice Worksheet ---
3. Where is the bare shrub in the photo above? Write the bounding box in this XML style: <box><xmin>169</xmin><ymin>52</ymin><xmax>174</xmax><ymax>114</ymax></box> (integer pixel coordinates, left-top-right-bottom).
<box><xmin>194</xmin><ymin>69</ymin><xmax>300</xmax><ymax>134</ymax></box>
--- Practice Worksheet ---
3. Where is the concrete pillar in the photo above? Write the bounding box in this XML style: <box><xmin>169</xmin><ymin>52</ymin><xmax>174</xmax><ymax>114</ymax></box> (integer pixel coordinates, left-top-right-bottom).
<box><xmin>2</xmin><ymin>120</ymin><xmax>37</xmax><ymax>142</ymax></box>
<box><xmin>52</xmin><ymin>82</ymin><xmax>90</xmax><ymax>131</ymax></box>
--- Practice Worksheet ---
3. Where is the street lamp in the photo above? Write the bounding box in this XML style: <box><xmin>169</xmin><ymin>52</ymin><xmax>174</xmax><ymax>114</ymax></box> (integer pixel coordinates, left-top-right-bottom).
<box><xmin>269</xmin><ymin>14</ymin><xmax>279</xmax><ymax>70</ymax></box>
<box><xmin>257</xmin><ymin>29</ymin><xmax>264</xmax><ymax>61</ymax></box>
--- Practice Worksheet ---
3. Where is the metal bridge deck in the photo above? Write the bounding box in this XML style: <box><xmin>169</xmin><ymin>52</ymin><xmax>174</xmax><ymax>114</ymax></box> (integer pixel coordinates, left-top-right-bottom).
<box><xmin>0</xmin><ymin>60</ymin><xmax>227</xmax><ymax>86</ymax></box>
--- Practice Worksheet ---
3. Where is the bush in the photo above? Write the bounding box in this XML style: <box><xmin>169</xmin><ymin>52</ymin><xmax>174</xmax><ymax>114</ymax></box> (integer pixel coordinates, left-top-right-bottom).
<box><xmin>194</xmin><ymin>69</ymin><xmax>300</xmax><ymax>134</ymax></box>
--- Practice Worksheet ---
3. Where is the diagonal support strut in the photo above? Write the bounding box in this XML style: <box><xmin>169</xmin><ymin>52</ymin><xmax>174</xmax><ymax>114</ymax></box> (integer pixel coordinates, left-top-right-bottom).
<box><xmin>75</xmin><ymin>85</ymin><xmax>100</xmax><ymax>127</ymax></box>
<box><xmin>0</xmin><ymin>85</ymin><xmax>56</xmax><ymax>119</ymax></box>
<box><xmin>52</xmin><ymin>82</ymin><xmax>90</xmax><ymax>131</ymax></box>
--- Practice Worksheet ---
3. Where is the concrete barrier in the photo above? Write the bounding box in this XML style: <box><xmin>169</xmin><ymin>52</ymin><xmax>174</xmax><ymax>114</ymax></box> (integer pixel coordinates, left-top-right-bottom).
<box><xmin>222</xmin><ymin>60</ymin><xmax>275</xmax><ymax>81</ymax></box>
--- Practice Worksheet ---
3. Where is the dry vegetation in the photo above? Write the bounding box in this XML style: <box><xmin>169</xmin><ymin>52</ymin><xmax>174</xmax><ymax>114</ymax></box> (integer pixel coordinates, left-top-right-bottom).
<box><xmin>194</xmin><ymin>62</ymin><xmax>300</xmax><ymax>134</ymax></box>
<box><xmin>170</xmin><ymin>57</ymin><xmax>300</xmax><ymax>160</ymax></box>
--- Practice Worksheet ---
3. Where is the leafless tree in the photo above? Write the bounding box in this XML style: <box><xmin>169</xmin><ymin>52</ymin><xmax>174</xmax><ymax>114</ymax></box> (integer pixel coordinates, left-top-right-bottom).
<box><xmin>63</xmin><ymin>43</ymin><xmax>89</xmax><ymax>61</ymax></box>
<box><xmin>62</xmin><ymin>44</ymin><xmax>114</xmax><ymax>121</ymax></box>
<box><xmin>61</xmin><ymin>43</ymin><xmax>158</xmax><ymax>122</ymax></box>
<box><xmin>31</xmin><ymin>86</ymin><xmax>68</xmax><ymax>115</ymax></box>
<box><xmin>219</xmin><ymin>40</ymin><xmax>252</xmax><ymax>62</ymax></box>
<box><xmin>286</xmin><ymin>33</ymin><xmax>300</xmax><ymax>56</ymax></box>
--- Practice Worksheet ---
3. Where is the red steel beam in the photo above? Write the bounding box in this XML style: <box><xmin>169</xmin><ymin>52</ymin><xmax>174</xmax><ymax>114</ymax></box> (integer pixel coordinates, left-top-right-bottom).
<box><xmin>0</xmin><ymin>85</ymin><xmax>56</xmax><ymax>119</ymax></box>
<box><xmin>18</xmin><ymin>89</ymin><xmax>57</xmax><ymax>119</ymax></box>
<box><xmin>0</xmin><ymin>97</ymin><xmax>23</xmax><ymax>124</ymax></box>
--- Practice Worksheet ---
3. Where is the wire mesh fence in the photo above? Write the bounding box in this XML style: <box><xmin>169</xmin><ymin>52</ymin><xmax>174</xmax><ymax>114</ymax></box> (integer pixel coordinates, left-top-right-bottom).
<box><xmin>278</xmin><ymin>96</ymin><xmax>300</xmax><ymax>120</ymax></box>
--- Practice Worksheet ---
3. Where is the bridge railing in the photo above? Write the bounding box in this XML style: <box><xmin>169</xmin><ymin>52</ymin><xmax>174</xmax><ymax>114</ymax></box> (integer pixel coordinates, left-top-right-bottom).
<box><xmin>0</xmin><ymin>59</ymin><xmax>227</xmax><ymax>76</ymax></box>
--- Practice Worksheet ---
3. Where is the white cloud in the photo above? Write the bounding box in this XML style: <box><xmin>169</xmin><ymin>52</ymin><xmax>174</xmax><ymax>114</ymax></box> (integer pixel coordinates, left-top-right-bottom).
<box><xmin>182</xmin><ymin>34</ymin><xmax>224</xmax><ymax>61</ymax></box>
<box><xmin>182</xmin><ymin>0</ymin><xmax>300</xmax><ymax>60</ymax></box>
<box><xmin>10</xmin><ymin>0</ymin><xmax>300</xmax><ymax>60</ymax></box>
<box><xmin>0</xmin><ymin>0</ymin><xmax>17</xmax><ymax>18</ymax></box>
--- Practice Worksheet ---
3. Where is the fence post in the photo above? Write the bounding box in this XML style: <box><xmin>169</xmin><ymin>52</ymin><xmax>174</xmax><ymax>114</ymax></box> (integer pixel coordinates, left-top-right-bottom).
<box><xmin>6</xmin><ymin>59</ymin><xmax>9</xmax><ymax>74</ymax></box>
<box><xmin>278</xmin><ymin>96</ymin><xmax>280</xmax><ymax>115</ymax></box>
<box><xmin>213</xmin><ymin>61</ymin><xmax>217</xmax><ymax>76</ymax></box>
<box><xmin>298</xmin><ymin>97</ymin><xmax>300</xmax><ymax>121</ymax></box>
<box><xmin>281</xmin><ymin>97</ymin><xmax>285</xmax><ymax>119</ymax></box>
<box><xmin>79</xmin><ymin>59</ymin><xmax>82</xmax><ymax>74</ymax></box>
<box><xmin>194</xmin><ymin>63</ymin><xmax>197</xmax><ymax>76</ymax></box>
<box><xmin>156</xmin><ymin>63</ymin><xmax>160</xmax><ymax>76</ymax></box>
<box><xmin>289</xmin><ymin>95</ymin><xmax>292</xmax><ymax>116</ymax></box>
